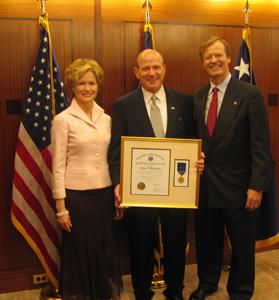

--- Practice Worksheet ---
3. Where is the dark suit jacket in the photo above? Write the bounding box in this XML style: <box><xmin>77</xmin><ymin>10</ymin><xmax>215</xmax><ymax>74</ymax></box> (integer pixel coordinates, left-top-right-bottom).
<box><xmin>194</xmin><ymin>76</ymin><xmax>271</xmax><ymax>208</ymax></box>
<box><xmin>109</xmin><ymin>87</ymin><xmax>195</xmax><ymax>185</ymax></box>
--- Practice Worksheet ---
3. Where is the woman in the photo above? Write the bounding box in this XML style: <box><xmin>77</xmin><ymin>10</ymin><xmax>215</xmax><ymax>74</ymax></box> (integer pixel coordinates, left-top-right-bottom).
<box><xmin>51</xmin><ymin>58</ymin><xmax>122</xmax><ymax>300</ymax></box>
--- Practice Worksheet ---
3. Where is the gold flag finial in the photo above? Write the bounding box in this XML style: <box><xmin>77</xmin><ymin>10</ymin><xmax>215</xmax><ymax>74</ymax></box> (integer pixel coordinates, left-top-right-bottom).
<box><xmin>243</xmin><ymin>0</ymin><xmax>251</xmax><ymax>26</ymax></box>
<box><xmin>142</xmin><ymin>0</ymin><xmax>153</xmax><ymax>24</ymax></box>
<box><xmin>142</xmin><ymin>0</ymin><xmax>153</xmax><ymax>9</ymax></box>
<box><xmin>37</xmin><ymin>0</ymin><xmax>47</xmax><ymax>16</ymax></box>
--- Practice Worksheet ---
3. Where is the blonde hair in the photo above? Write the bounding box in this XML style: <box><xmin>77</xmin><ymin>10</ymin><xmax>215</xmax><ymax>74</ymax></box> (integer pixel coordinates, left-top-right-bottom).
<box><xmin>64</xmin><ymin>58</ymin><xmax>104</xmax><ymax>89</ymax></box>
<box><xmin>199</xmin><ymin>36</ymin><xmax>231</xmax><ymax>60</ymax></box>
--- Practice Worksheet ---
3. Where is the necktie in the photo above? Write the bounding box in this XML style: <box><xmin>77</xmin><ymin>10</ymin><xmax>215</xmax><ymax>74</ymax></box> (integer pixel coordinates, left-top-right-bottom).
<box><xmin>207</xmin><ymin>87</ymin><xmax>218</xmax><ymax>136</ymax></box>
<box><xmin>150</xmin><ymin>95</ymin><xmax>164</xmax><ymax>137</ymax></box>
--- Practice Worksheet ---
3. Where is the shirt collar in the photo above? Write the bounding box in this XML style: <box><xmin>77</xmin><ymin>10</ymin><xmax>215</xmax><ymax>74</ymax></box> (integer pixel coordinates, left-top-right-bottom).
<box><xmin>142</xmin><ymin>85</ymin><xmax>165</xmax><ymax>105</ymax></box>
<box><xmin>69</xmin><ymin>98</ymin><xmax>104</xmax><ymax>126</ymax></box>
<box><xmin>210</xmin><ymin>73</ymin><xmax>231</xmax><ymax>94</ymax></box>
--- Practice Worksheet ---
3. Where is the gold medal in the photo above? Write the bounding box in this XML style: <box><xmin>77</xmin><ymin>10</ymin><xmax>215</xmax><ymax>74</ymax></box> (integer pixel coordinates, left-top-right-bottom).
<box><xmin>137</xmin><ymin>182</ymin><xmax>146</xmax><ymax>190</ymax></box>
<box><xmin>178</xmin><ymin>176</ymin><xmax>184</xmax><ymax>183</ymax></box>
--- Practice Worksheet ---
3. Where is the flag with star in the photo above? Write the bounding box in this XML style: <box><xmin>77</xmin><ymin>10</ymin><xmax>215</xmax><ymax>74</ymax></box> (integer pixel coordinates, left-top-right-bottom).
<box><xmin>11</xmin><ymin>14</ymin><xmax>68</xmax><ymax>288</ymax></box>
<box><xmin>233</xmin><ymin>25</ymin><xmax>279</xmax><ymax>249</ymax></box>
<box><xmin>233</xmin><ymin>25</ymin><xmax>256</xmax><ymax>84</ymax></box>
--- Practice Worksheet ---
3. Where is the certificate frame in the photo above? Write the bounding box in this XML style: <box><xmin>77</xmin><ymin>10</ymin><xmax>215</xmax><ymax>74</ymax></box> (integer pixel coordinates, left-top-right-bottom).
<box><xmin>120</xmin><ymin>136</ymin><xmax>202</xmax><ymax>208</ymax></box>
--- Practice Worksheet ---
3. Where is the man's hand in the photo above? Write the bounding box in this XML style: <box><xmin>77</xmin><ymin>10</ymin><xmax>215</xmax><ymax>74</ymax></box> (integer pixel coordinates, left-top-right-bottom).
<box><xmin>113</xmin><ymin>184</ymin><xmax>125</xmax><ymax>220</ymax></box>
<box><xmin>245</xmin><ymin>189</ymin><xmax>263</xmax><ymax>211</ymax></box>
<box><xmin>196</xmin><ymin>151</ymin><xmax>205</xmax><ymax>174</ymax></box>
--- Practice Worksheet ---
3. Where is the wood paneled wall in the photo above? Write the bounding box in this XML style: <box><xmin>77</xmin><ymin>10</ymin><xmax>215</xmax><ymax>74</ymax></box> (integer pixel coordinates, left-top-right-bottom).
<box><xmin>102</xmin><ymin>0</ymin><xmax>279</xmax><ymax>28</ymax></box>
<box><xmin>0</xmin><ymin>0</ymin><xmax>279</xmax><ymax>293</ymax></box>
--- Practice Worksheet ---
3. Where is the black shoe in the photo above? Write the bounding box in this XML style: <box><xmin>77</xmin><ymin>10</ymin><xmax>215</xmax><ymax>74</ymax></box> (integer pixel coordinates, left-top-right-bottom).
<box><xmin>134</xmin><ymin>290</ymin><xmax>154</xmax><ymax>300</ymax></box>
<box><xmin>188</xmin><ymin>288</ymin><xmax>215</xmax><ymax>300</ymax></box>
<box><xmin>229</xmin><ymin>294</ymin><xmax>251</xmax><ymax>300</ymax></box>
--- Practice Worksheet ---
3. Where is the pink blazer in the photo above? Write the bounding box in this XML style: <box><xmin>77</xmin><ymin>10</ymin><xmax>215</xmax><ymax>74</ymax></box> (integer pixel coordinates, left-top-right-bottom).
<box><xmin>51</xmin><ymin>99</ymin><xmax>112</xmax><ymax>199</ymax></box>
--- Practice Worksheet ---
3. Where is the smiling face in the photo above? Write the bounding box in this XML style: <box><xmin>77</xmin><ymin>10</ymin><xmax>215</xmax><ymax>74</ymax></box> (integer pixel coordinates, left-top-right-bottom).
<box><xmin>72</xmin><ymin>70</ymin><xmax>98</xmax><ymax>106</ymax></box>
<box><xmin>134</xmin><ymin>49</ymin><xmax>166</xmax><ymax>93</ymax></box>
<box><xmin>202</xmin><ymin>40</ymin><xmax>231</xmax><ymax>85</ymax></box>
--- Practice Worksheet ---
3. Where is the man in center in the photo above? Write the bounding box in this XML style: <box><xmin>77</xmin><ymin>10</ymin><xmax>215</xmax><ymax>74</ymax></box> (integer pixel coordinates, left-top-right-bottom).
<box><xmin>109</xmin><ymin>49</ymin><xmax>202</xmax><ymax>300</ymax></box>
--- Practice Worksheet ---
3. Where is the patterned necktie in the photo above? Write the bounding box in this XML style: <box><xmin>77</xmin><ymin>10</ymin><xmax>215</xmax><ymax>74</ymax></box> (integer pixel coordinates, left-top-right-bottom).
<box><xmin>207</xmin><ymin>87</ymin><xmax>218</xmax><ymax>136</ymax></box>
<box><xmin>150</xmin><ymin>95</ymin><xmax>164</xmax><ymax>137</ymax></box>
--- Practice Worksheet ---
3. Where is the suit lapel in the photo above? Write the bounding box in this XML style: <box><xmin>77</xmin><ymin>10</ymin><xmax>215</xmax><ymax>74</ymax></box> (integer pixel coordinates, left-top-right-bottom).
<box><xmin>130</xmin><ymin>90</ymin><xmax>155</xmax><ymax>136</ymax></box>
<box><xmin>165</xmin><ymin>89</ymin><xmax>179</xmax><ymax>137</ymax></box>
<box><xmin>196</xmin><ymin>85</ymin><xmax>211</xmax><ymax>147</ymax></box>
<box><xmin>67</xmin><ymin>99</ymin><xmax>96</xmax><ymax>127</ymax></box>
<box><xmin>209</xmin><ymin>77</ymin><xmax>243</xmax><ymax>152</ymax></box>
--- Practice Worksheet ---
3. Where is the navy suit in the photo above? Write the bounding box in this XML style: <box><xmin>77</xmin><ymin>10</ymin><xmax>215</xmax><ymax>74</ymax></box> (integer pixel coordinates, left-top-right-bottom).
<box><xmin>193</xmin><ymin>77</ymin><xmax>271</xmax><ymax>299</ymax></box>
<box><xmin>109</xmin><ymin>87</ymin><xmax>195</xmax><ymax>300</ymax></box>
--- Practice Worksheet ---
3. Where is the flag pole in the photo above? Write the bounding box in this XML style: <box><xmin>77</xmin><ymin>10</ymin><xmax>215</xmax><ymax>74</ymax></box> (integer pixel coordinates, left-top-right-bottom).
<box><xmin>244</xmin><ymin>0</ymin><xmax>250</xmax><ymax>26</ymax></box>
<box><xmin>142</xmin><ymin>0</ymin><xmax>155</xmax><ymax>49</ymax></box>
<box><xmin>141</xmin><ymin>0</ymin><xmax>164</xmax><ymax>289</ymax></box>
<box><xmin>37</xmin><ymin>0</ymin><xmax>47</xmax><ymax>16</ymax></box>
<box><xmin>35</xmin><ymin>3</ymin><xmax>62</xmax><ymax>299</ymax></box>
<box><xmin>243</xmin><ymin>0</ymin><xmax>254</xmax><ymax>83</ymax></box>
<box><xmin>144</xmin><ymin>0</ymin><xmax>151</xmax><ymax>25</ymax></box>
<box><xmin>37</xmin><ymin>0</ymin><xmax>57</xmax><ymax>117</ymax></box>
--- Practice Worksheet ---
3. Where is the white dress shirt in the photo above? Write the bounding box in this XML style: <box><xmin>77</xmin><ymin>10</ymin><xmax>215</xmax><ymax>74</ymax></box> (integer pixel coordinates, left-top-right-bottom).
<box><xmin>205</xmin><ymin>73</ymin><xmax>231</xmax><ymax>123</ymax></box>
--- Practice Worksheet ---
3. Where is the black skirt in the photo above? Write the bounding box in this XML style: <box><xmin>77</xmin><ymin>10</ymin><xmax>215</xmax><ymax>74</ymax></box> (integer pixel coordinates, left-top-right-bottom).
<box><xmin>59</xmin><ymin>186</ymin><xmax>122</xmax><ymax>300</ymax></box>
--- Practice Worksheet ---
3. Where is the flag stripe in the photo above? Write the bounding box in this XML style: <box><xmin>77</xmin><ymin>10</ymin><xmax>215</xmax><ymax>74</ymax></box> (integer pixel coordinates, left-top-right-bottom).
<box><xmin>14</xmin><ymin>150</ymin><xmax>56</xmax><ymax>226</ymax></box>
<box><xmin>12</xmin><ymin>184</ymin><xmax>60</xmax><ymax>262</ymax></box>
<box><xmin>41</xmin><ymin>147</ymin><xmax>52</xmax><ymax>171</ymax></box>
<box><xmin>11</xmin><ymin>212</ymin><xmax>58</xmax><ymax>288</ymax></box>
<box><xmin>18</xmin><ymin>124</ymin><xmax>52</xmax><ymax>184</ymax></box>
<box><xmin>16</xmin><ymin>137</ymin><xmax>52</xmax><ymax>206</ymax></box>
<box><xmin>11</xmin><ymin>201</ymin><xmax>59</xmax><ymax>280</ymax></box>
<box><xmin>13</xmin><ymin>170</ymin><xmax>60</xmax><ymax>247</ymax></box>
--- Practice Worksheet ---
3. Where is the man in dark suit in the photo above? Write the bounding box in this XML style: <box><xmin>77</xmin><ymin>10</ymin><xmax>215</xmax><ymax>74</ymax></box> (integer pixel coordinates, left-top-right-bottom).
<box><xmin>109</xmin><ymin>49</ymin><xmax>202</xmax><ymax>300</ymax></box>
<box><xmin>189</xmin><ymin>37</ymin><xmax>271</xmax><ymax>300</ymax></box>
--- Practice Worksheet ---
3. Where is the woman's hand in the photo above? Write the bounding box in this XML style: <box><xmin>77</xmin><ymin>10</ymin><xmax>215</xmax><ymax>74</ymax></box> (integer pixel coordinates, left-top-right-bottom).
<box><xmin>56</xmin><ymin>198</ymin><xmax>72</xmax><ymax>232</ymax></box>
<box><xmin>57</xmin><ymin>214</ymin><xmax>72</xmax><ymax>232</ymax></box>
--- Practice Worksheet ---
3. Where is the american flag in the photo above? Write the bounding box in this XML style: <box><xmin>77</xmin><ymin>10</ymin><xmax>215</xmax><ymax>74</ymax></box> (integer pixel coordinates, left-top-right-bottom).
<box><xmin>11</xmin><ymin>15</ymin><xmax>68</xmax><ymax>288</ymax></box>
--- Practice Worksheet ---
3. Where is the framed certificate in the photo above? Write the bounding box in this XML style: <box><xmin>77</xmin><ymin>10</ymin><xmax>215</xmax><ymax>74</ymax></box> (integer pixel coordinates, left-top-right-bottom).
<box><xmin>120</xmin><ymin>136</ymin><xmax>202</xmax><ymax>208</ymax></box>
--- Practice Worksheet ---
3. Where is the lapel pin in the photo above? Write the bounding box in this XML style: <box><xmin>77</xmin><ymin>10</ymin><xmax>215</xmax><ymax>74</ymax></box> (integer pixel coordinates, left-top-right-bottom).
<box><xmin>170</xmin><ymin>106</ymin><xmax>176</xmax><ymax>110</ymax></box>
<box><xmin>233</xmin><ymin>101</ymin><xmax>238</xmax><ymax>105</ymax></box>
